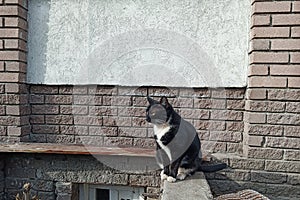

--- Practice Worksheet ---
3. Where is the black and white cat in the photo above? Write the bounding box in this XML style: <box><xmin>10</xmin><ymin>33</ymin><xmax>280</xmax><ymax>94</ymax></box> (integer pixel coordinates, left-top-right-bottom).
<box><xmin>146</xmin><ymin>96</ymin><xmax>227</xmax><ymax>183</ymax></box>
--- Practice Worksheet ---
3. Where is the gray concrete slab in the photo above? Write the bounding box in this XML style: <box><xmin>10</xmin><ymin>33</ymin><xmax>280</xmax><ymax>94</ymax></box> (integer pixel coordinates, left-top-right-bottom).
<box><xmin>162</xmin><ymin>172</ymin><xmax>213</xmax><ymax>200</ymax></box>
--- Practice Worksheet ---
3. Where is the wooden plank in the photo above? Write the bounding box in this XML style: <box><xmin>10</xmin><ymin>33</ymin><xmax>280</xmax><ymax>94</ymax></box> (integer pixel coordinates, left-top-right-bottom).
<box><xmin>0</xmin><ymin>143</ymin><xmax>155</xmax><ymax>157</ymax></box>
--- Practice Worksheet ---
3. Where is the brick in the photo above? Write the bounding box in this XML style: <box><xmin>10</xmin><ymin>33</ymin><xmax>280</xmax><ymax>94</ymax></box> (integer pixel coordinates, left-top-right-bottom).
<box><xmin>227</xmin><ymin>100</ymin><xmax>245</xmax><ymax>110</ymax></box>
<box><xmin>246</xmin><ymin>101</ymin><xmax>285</xmax><ymax>112</ymax></box>
<box><xmin>209</xmin><ymin>131</ymin><xmax>242</xmax><ymax>142</ymax></box>
<box><xmin>230</xmin><ymin>158</ymin><xmax>265</xmax><ymax>170</ymax></box>
<box><xmin>201</xmin><ymin>141</ymin><xmax>227</xmax><ymax>153</ymax></box>
<box><xmin>5</xmin><ymin>83</ymin><xmax>20</xmax><ymax>93</ymax></box>
<box><xmin>291</xmin><ymin>53</ymin><xmax>300</xmax><ymax>64</ymax></box>
<box><xmin>246</xmin><ymin>89</ymin><xmax>266</xmax><ymax>100</ymax></box>
<box><xmin>271</xmin><ymin>39</ymin><xmax>300</xmax><ymax>50</ymax></box>
<box><xmin>248</xmin><ymin>65</ymin><xmax>269</xmax><ymax>76</ymax></box>
<box><xmin>265</xmin><ymin>160</ymin><xmax>300</xmax><ymax>173</ymax></box>
<box><xmin>244</xmin><ymin>113</ymin><xmax>266</xmax><ymax>124</ymax></box>
<box><xmin>148</xmin><ymin>87</ymin><xmax>178</xmax><ymax>97</ymax></box>
<box><xmin>293</xmin><ymin>1</ymin><xmax>300</xmax><ymax>12</ymax></box>
<box><xmin>5</xmin><ymin>61</ymin><xmax>26</xmax><ymax>72</ymax></box>
<box><xmin>0</xmin><ymin>105</ymin><xmax>5</xmax><ymax>115</ymax></box>
<box><xmin>248</xmin><ymin>76</ymin><xmax>287</xmax><ymax>88</ymax></box>
<box><xmin>251</xmin><ymin>27</ymin><xmax>290</xmax><ymax>38</ymax></box>
<box><xmin>211</xmin><ymin>89</ymin><xmax>245</xmax><ymax>99</ymax></box>
<box><xmin>286</xmin><ymin>102</ymin><xmax>300</xmax><ymax>113</ymax></box>
<box><xmin>284</xmin><ymin>150</ymin><xmax>300</xmax><ymax>161</ymax></box>
<box><xmin>226</xmin><ymin>122</ymin><xmax>244</xmax><ymax>132</ymax></box>
<box><xmin>46</xmin><ymin>115</ymin><xmax>74</xmax><ymax>125</ymax></box>
<box><xmin>250</xmin><ymin>52</ymin><xmax>289</xmax><ymax>64</ymax></box>
<box><xmin>0</xmin><ymin>61</ymin><xmax>4</xmax><ymax>71</ymax></box>
<box><xmin>64</xmin><ymin>105</ymin><xmax>86</xmax><ymax>116</ymax></box>
<box><xmin>273</xmin><ymin>14</ymin><xmax>300</xmax><ymax>26</ymax></box>
<box><xmin>89</xmin><ymin>106</ymin><xmax>117</xmax><ymax>116</ymax></box>
<box><xmin>30</xmin><ymin>94</ymin><xmax>44</xmax><ymax>104</ymax></box>
<box><xmin>47</xmin><ymin>135</ymin><xmax>74</xmax><ymax>144</ymax></box>
<box><xmin>30</xmin><ymin>115</ymin><xmax>44</xmax><ymax>124</ymax></box>
<box><xmin>284</xmin><ymin>126</ymin><xmax>300</xmax><ymax>137</ymax></box>
<box><xmin>266</xmin><ymin>137</ymin><xmax>300</xmax><ymax>149</ymax></box>
<box><xmin>88</xmin><ymin>85</ymin><xmax>117</xmax><ymax>95</ymax></box>
<box><xmin>102</xmin><ymin>116</ymin><xmax>131</xmax><ymax>126</ymax></box>
<box><xmin>60</xmin><ymin>125</ymin><xmax>88</xmax><ymax>135</ymax></box>
<box><xmin>132</xmin><ymin>117</ymin><xmax>149</xmax><ymax>127</ymax></box>
<box><xmin>103</xmin><ymin>96</ymin><xmax>132</xmax><ymax>106</ymax></box>
<box><xmin>170</xmin><ymin>97</ymin><xmax>193</xmax><ymax>108</ymax></box>
<box><xmin>118</xmin><ymin>107</ymin><xmax>147</xmax><ymax>117</ymax></box>
<box><xmin>4</xmin><ymin>39</ymin><xmax>25</xmax><ymax>50</ymax></box>
<box><xmin>252</xmin><ymin>1</ymin><xmax>291</xmax><ymax>13</ymax></box>
<box><xmin>32</xmin><ymin>125</ymin><xmax>59</xmax><ymax>134</ymax></box>
<box><xmin>7</xmin><ymin>126</ymin><xmax>22</xmax><ymax>136</ymax></box>
<box><xmin>0</xmin><ymin>126</ymin><xmax>7</xmax><ymax>136</ymax></box>
<box><xmin>194</xmin><ymin>99</ymin><xmax>225</xmax><ymax>109</ymax></box>
<box><xmin>89</xmin><ymin>127</ymin><xmax>117</xmax><ymax>136</ymax></box>
<box><xmin>133</xmin><ymin>138</ymin><xmax>155</xmax><ymax>148</ymax></box>
<box><xmin>291</xmin><ymin>27</ymin><xmax>300</xmax><ymax>38</ymax></box>
<box><xmin>251</xmin><ymin>171</ymin><xmax>287</xmax><ymax>184</ymax></box>
<box><xmin>250</xmin><ymin>39</ymin><xmax>270</xmax><ymax>52</ymax></box>
<box><xmin>288</xmin><ymin>77</ymin><xmax>300</xmax><ymax>88</ymax></box>
<box><xmin>129</xmin><ymin>175</ymin><xmax>159</xmax><ymax>187</ymax></box>
<box><xmin>0</xmin><ymin>72</ymin><xmax>19</xmax><ymax>82</ymax></box>
<box><xmin>4</xmin><ymin>17</ymin><xmax>27</xmax><ymax>29</ymax></box>
<box><xmin>248</xmin><ymin>147</ymin><xmax>283</xmax><ymax>160</ymax></box>
<box><xmin>30</xmin><ymin>85</ymin><xmax>58</xmax><ymax>94</ymax></box>
<box><xmin>210</xmin><ymin>110</ymin><xmax>243</xmax><ymax>121</ymax></box>
<box><xmin>73</xmin><ymin>116</ymin><xmax>101</xmax><ymax>126</ymax></box>
<box><xmin>288</xmin><ymin>174</ymin><xmax>300</xmax><ymax>185</ymax></box>
<box><xmin>270</xmin><ymin>65</ymin><xmax>300</xmax><ymax>76</ymax></box>
<box><xmin>248</xmin><ymin>135</ymin><xmax>264</xmax><ymax>147</ymax></box>
<box><xmin>6</xmin><ymin>105</ymin><xmax>20</xmax><ymax>115</ymax></box>
<box><xmin>32</xmin><ymin>105</ymin><xmax>59</xmax><ymax>114</ymax></box>
<box><xmin>267</xmin><ymin>113</ymin><xmax>300</xmax><ymax>125</ymax></box>
<box><xmin>45</xmin><ymin>95</ymin><xmax>73</xmax><ymax>105</ymax></box>
<box><xmin>268</xmin><ymin>89</ymin><xmax>300</xmax><ymax>101</ymax></box>
<box><xmin>0</xmin><ymin>6</ymin><xmax>18</xmax><ymax>15</ymax></box>
<box><xmin>251</xmin><ymin>15</ymin><xmax>270</xmax><ymax>27</ymax></box>
<box><xmin>194</xmin><ymin>120</ymin><xmax>225</xmax><ymax>131</ymax></box>
<box><xmin>118</xmin><ymin>127</ymin><xmax>147</xmax><ymax>138</ymax></box>
<box><xmin>0</xmin><ymin>51</ymin><xmax>26</xmax><ymax>62</ymax></box>
<box><xmin>103</xmin><ymin>137</ymin><xmax>133</xmax><ymax>147</ymax></box>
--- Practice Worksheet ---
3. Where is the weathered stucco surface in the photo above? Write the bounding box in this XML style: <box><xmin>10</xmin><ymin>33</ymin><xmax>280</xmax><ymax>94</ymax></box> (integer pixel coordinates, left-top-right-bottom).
<box><xmin>27</xmin><ymin>0</ymin><xmax>250</xmax><ymax>87</ymax></box>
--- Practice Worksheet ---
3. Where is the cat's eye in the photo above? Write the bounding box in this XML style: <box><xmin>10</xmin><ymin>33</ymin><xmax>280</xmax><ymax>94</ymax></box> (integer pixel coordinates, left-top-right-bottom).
<box><xmin>151</xmin><ymin>113</ymin><xmax>156</xmax><ymax>116</ymax></box>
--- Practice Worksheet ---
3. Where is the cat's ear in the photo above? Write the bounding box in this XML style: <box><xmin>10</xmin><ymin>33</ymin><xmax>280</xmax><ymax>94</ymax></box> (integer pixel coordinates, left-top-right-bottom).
<box><xmin>160</xmin><ymin>96</ymin><xmax>170</xmax><ymax>107</ymax></box>
<box><xmin>147</xmin><ymin>96</ymin><xmax>158</xmax><ymax>105</ymax></box>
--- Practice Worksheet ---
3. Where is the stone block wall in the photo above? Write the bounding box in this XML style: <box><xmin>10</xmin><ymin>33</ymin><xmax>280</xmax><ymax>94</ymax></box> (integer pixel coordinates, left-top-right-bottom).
<box><xmin>0</xmin><ymin>0</ymin><xmax>30</xmax><ymax>143</ymax></box>
<box><xmin>0</xmin><ymin>0</ymin><xmax>299</xmax><ymax>200</ymax></box>
<box><xmin>29</xmin><ymin>85</ymin><xmax>245</xmax><ymax>154</ymax></box>
<box><xmin>2</xmin><ymin>153</ymin><xmax>160</xmax><ymax>200</ymax></box>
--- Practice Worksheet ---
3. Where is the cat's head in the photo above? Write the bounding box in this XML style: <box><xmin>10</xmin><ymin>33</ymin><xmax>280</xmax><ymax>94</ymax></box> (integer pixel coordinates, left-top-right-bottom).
<box><xmin>146</xmin><ymin>96</ymin><xmax>173</xmax><ymax>125</ymax></box>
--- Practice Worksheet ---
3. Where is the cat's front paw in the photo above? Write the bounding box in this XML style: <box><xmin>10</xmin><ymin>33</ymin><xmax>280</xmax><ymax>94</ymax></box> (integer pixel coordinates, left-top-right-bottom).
<box><xmin>167</xmin><ymin>176</ymin><xmax>176</xmax><ymax>183</ymax></box>
<box><xmin>160</xmin><ymin>171</ymin><xmax>168</xmax><ymax>181</ymax></box>
<box><xmin>176</xmin><ymin>173</ymin><xmax>187</xmax><ymax>180</ymax></box>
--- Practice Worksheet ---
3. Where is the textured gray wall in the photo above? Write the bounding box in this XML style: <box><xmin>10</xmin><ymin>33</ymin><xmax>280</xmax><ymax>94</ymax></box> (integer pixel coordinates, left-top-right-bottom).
<box><xmin>27</xmin><ymin>0</ymin><xmax>250</xmax><ymax>87</ymax></box>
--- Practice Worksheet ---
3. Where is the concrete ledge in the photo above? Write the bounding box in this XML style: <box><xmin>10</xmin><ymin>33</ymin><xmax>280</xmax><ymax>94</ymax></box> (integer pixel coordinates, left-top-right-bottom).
<box><xmin>0</xmin><ymin>143</ymin><xmax>155</xmax><ymax>157</ymax></box>
<box><xmin>162</xmin><ymin>172</ymin><xmax>213</xmax><ymax>200</ymax></box>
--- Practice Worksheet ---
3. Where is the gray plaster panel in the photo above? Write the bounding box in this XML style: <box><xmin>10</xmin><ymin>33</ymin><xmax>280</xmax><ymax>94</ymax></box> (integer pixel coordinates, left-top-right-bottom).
<box><xmin>27</xmin><ymin>0</ymin><xmax>250</xmax><ymax>87</ymax></box>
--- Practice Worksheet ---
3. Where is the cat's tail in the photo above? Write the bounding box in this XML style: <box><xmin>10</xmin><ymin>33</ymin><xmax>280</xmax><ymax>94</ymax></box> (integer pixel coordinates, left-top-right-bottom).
<box><xmin>198</xmin><ymin>163</ymin><xmax>227</xmax><ymax>172</ymax></box>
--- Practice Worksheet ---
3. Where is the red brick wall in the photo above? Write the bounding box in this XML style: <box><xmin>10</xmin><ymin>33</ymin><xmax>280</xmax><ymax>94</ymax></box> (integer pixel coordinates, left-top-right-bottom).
<box><xmin>29</xmin><ymin>85</ymin><xmax>245</xmax><ymax>154</ymax></box>
<box><xmin>0</xmin><ymin>0</ymin><xmax>29</xmax><ymax>143</ymax></box>
<box><xmin>0</xmin><ymin>0</ymin><xmax>300</xmax><ymax>199</ymax></box>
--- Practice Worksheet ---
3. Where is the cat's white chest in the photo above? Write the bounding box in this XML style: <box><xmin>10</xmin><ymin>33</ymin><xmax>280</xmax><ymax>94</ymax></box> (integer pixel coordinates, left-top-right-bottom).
<box><xmin>154</xmin><ymin>125</ymin><xmax>171</xmax><ymax>141</ymax></box>
<box><xmin>154</xmin><ymin>125</ymin><xmax>172</xmax><ymax>166</ymax></box>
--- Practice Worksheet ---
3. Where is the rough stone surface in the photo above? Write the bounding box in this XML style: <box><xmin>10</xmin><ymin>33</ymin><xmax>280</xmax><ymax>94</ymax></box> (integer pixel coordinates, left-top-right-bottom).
<box><xmin>162</xmin><ymin>172</ymin><xmax>213</xmax><ymax>200</ymax></box>
<box><xmin>27</xmin><ymin>0</ymin><xmax>249</xmax><ymax>87</ymax></box>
